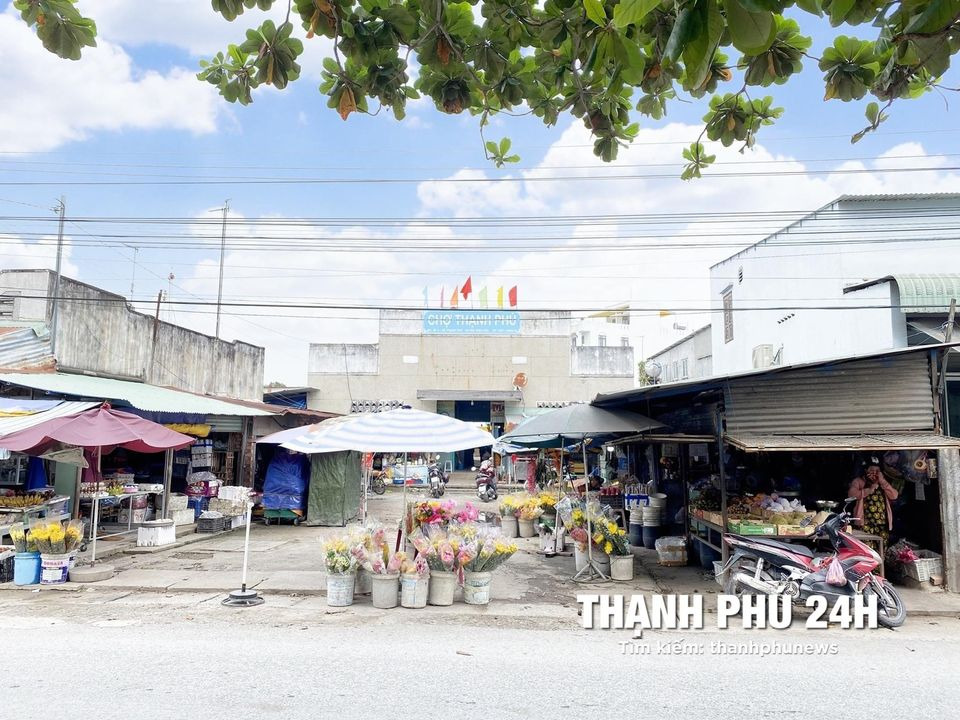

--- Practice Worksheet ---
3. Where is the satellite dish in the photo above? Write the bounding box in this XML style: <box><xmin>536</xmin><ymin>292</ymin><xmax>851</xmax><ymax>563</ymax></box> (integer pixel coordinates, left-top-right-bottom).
<box><xmin>513</xmin><ymin>372</ymin><xmax>528</xmax><ymax>389</ymax></box>
<box><xmin>643</xmin><ymin>361</ymin><xmax>662</xmax><ymax>380</ymax></box>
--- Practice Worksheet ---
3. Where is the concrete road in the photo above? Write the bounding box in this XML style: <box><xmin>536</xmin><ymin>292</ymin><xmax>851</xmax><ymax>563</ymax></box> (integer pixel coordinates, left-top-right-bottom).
<box><xmin>2</xmin><ymin>589</ymin><xmax>958</xmax><ymax>719</ymax></box>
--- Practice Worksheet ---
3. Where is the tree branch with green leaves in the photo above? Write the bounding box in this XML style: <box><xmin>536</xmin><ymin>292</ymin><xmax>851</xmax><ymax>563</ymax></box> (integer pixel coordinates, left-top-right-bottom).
<box><xmin>15</xmin><ymin>0</ymin><xmax>960</xmax><ymax>173</ymax></box>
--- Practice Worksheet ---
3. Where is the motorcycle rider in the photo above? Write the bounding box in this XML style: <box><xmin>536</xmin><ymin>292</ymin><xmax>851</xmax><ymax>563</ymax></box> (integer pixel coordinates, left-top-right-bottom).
<box><xmin>476</xmin><ymin>459</ymin><xmax>498</xmax><ymax>497</ymax></box>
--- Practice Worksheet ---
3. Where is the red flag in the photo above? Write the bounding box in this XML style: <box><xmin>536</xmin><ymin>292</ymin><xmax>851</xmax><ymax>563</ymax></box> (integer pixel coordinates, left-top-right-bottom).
<box><xmin>508</xmin><ymin>285</ymin><xmax>518</xmax><ymax>307</ymax></box>
<box><xmin>461</xmin><ymin>276</ymin><xmax>473</xmax><ymax>299</ymax></box>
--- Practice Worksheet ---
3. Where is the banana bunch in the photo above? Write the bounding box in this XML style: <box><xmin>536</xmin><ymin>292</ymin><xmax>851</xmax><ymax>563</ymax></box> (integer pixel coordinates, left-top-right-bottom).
<box><xmin>0</xmin><ymin>494</ymin><xmax>47</xmax><ymax>508</ymax></box>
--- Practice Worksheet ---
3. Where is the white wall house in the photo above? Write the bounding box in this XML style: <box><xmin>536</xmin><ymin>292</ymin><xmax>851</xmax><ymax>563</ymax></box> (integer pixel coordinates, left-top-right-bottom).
<box><xmin>646</xmin><ymin>325</ymin><xmax>712</xmax><ymax>383</ymax></box>
<box><xmin>709</xmin><ymin>194</ymin><xmax>960</xmax><ymax>375</ymax></box>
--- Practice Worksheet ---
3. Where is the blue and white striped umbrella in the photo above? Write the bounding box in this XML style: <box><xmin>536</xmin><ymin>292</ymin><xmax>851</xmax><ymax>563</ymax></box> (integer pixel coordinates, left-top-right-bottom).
<box><xmin>279</xmin><ymin>407</ymin><xmax>495</xmax><ymax>454</ymax></box>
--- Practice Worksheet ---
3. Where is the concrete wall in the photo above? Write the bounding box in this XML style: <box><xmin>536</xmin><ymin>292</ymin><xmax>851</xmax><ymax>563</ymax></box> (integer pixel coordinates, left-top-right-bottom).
<box><xmin>570</xmin><ymin>345</ymin><xmax>635</xmax><ymax>376</ymax></box>
<box><xmin>307</xmin><ymin>314</ymin><xmax>635</xmax><ymax>416</ymax></box>
<box><xmin>0</xmin><ymin>270</ymin><xmax>265</xmax><ymax>400</ymax></box>
<box><xmin>709</xmin><ymin>196</ymin><xmax>959</xmax><ymax>374</ymax></box>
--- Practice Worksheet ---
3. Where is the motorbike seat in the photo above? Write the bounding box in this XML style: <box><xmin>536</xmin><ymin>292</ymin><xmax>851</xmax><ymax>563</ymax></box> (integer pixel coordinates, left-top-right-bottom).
<box><xmin>745</xmin><ymin>536</ymin><xmax>815</xmax><ymax>558</ymax></box>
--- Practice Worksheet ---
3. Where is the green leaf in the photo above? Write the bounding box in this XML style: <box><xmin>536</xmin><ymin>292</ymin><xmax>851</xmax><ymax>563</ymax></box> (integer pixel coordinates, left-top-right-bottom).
<box><xmin>723</xmin><ymin>0</ymin><xmax>777</xmax><ymax>55</ymax></box>
<box><xmin>613</xmin><ymin>0</ymin><xmax>661</xmax><ymax>28</ymax></box>
<box><xmin>583</xmin><ymin>0</ymin><xmax>608</xmax><ymax>26</ymax></box>
<box><xmin>904</xmin><ymin>0</ymin><xmax>960</xmax><ymax>34</ymax></box>
<box><xmin>682</xmin><ymin>0</ymin><xmax>724</xmax><ymax>90</ymax></box>
<box><xmin>865</xmin><ymin>101</ymin><xmax>879</xmax><ymax>124</ymax></box>
<box><xmin>485</xmin><ymin>140</ymin><xmax>499</xmax><ymax>155</ymax></box>
<box><xmin>664</xmin><ymin>7</ymin><xmax>695</xmax><ymax>62</ymax></box>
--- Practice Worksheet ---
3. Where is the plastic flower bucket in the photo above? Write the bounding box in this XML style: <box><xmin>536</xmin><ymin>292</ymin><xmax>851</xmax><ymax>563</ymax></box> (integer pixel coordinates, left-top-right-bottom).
<box><xmin>463</xmin><ymin>571</ymin><xmax>492</xmax><ymax>605</ymax></box>
<box><xmin>518</xmin><ymin>518</ymin><xmax>536</xmax><ymax>538</ymax></box>
<box><xmin>326</xmin><ymin>572</ymin><xmax>355</xmax><ymax>607</ymax></box>
<box><xmin>400</xmin><ymin>574</ymin><xmax>429</xmax><ymax>608</ymax></box>
<box><xmin>610</xmin><ymin>554</ymin><xmax>634</xmax><ymax>581</ymax></box>
<box><xmin>428</xmin><ymin>571</ymin><xmax>456</xmax><ymax>606</ymax></box>
<box><xmin>371</xmin><ymin>573</ymin><xmax>399</xmax><ymax>609</ymax></box>
<box><xmin>40</xmin><ymin>553</ymin><xmax>71</xmax><ymax>585</ymax></box>
<box><xmin>501</xmin><ymin>515</ymin><xmax>518</xmax><ymax>538</ymax></box>
<box><xmin>14</xmin><ymin>552</ymin><xmax>41</xmax><ymax>586</ymax></box>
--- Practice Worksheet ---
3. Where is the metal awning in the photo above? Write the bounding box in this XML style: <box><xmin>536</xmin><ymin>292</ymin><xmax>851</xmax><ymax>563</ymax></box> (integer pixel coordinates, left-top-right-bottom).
<box><xmin>725</xmin><ymin>432</ymin><xmax>960</xmax><ymax>452</ymax></box>
<box><xmin>844</xmin><ymin>274</ymin><xmax>960</xmax><ymax>313</ymax></box>
<box><xmin>0</xmin><ymin>372</ymin><xmax>274</xmax><ymax>416</ymax></box>
<box><xmin>611</xmin><ymin>433</ymin><xmax>714</xmax><ymax>445</ymax></box>
<box><xmin>0</xmin><ymin>400</ymin><xmax>98</xmax><ymax>437</ymax></box>
<box><xmin>416</xmin><ymin>389</ymin><xmax>522</xmax><ymax>401</ymax></box>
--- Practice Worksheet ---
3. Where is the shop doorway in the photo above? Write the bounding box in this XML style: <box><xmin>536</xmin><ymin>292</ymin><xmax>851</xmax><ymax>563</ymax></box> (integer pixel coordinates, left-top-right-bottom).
<box><xmin>453</xmin><ymin>401</ymin><xmax>492</xmax><ymax>470</ymax></box>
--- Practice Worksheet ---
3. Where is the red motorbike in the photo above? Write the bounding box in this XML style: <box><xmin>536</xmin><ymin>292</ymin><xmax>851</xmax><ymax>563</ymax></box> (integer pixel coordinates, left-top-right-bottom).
<box><xmin>720</xmin><ymin>498</ymin><xmax>906</xmax><ymax>628</ymax></box>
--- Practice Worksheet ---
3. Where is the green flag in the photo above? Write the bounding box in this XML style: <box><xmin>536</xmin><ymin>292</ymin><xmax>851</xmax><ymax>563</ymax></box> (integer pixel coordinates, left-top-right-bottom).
<box><xmin>479</xmin><ymin>286</ymin><xmax>488</xmax><ymax>308</ymax></box>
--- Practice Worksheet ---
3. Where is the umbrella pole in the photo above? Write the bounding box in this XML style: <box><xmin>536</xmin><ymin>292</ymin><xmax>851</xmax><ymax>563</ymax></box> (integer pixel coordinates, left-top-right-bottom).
<box><xmin>91</xmin><ymin>447</ymin><xmax>101</xmax><ymax>564</ymax></box>
<box><xmin>574</xmin><ymin>439</ymin><xmax>608</xmax><ymax>583</ymax></box>
<box><xmin>361</xmin><ymin>464</ymin><xmax>368</xmax><ymax>525</ymax></box>
<box><xmin>397</xmin><ymin>451</ymin><xmax>408</xmax><ymax>552</ymax></box>
<box><xmin>221</xmin><ymin>498</ymin><xmax>264</xmax><ymax>607</ymax></box>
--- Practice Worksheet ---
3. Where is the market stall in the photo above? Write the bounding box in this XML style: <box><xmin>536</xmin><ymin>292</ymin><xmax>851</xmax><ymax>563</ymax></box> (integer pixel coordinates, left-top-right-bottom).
<box><xmin>0</xmin><ymin>404</ymin><xmax>194</xmax><ymax>569</ymax></box>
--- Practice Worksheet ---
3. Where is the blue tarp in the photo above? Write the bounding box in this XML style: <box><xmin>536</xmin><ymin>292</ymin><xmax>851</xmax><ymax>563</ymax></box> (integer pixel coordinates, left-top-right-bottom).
<box><xmin>262</xmin><ymin>449</ymin><xmax>309</xmax><ymax>512</ymax></box>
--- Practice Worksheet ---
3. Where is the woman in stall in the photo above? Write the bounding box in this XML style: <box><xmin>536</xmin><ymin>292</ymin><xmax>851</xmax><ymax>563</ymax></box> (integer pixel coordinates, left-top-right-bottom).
<box><xmin>848</xmin><ymin>461</ymin><xmax>899</xmax><ymax>542</ymax></box>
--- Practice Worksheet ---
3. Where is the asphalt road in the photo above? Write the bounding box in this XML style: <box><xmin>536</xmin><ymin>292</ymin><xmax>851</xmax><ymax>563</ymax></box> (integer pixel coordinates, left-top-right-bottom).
<box><xmin>3</xmin><ymin>591</ymin><xmax>958</xmax><ymax>719</ymax></box>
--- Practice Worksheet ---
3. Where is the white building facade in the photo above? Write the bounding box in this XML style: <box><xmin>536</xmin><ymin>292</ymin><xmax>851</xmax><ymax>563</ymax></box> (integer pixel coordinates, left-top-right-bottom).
<box><xmin>709</xmin><ymin>194</ymin><xmax>960</xmax><ymax>374</ymax></box>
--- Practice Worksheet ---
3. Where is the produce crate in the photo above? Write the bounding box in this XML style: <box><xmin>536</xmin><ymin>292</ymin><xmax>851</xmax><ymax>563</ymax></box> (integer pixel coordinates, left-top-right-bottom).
<box><xmin>777</xmin><ymin>524</ymin><xmax>815</xmax><ymax>537</ymax></box>
<box><xmin>731</xmin><ymin>521</ymin><xmax>777</xmax><ymax>535</ymax></box>
<box><xmin>0</xmin><ymin>550</ymin><xmax>14</xmax><ymax>583</ymax></box>
<box><xmin>903</xmin><ymin>551</ymin><xmax>942</xmax><ymax>583</ymax></box>
<box><xmin>196</xmin><ymin>516</ymin><xmax>228</xmax><ymax>533</ymax></box>
<box><xmin>701</xmin><ymin>510</ymin><xmax>723</xmax><ymax>526</ymax></box>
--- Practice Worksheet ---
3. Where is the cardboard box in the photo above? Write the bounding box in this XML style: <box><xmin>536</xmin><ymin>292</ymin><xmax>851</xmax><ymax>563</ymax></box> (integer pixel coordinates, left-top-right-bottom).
<box><xmin>777</xmin><ymin>524</ymin><xmax>815</xmax><ymax>537</ymax></box>
<box><xmin>732</xmin><ymin>521</ymin><xmax>777</xmax><ymax>535</ymax></box>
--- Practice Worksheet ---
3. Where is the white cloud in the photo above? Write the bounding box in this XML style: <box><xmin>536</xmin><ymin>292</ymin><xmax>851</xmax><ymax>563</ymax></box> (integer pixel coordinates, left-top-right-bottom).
<box><xmin>0</xmin><ymin>235</ymin><xmax>79</xmax><ymax>277</ymax></box>
<box><xmin>0</xmin><ymin>14</ymin><xmax>222</xmax><ymax>152</ymax></box>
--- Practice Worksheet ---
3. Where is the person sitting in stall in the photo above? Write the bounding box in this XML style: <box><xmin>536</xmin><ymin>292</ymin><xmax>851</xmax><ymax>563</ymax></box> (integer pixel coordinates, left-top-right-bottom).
<box><xmin>847</xmin><ymin>462</ymin><xmax>898</xmax><ymax>542</ymax></box>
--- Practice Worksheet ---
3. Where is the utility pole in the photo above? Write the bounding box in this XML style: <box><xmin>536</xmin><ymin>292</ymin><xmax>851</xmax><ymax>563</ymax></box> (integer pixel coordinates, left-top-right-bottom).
<box><xmin>215</xmin><ymin>200</ymin><xmax>230</xmax><ymax>339</ymax></box>
<box><xmin>149</xmin><ymin>290</ymin><xmax>164</xmax><ymax>380</ymax></box>
<box><xmin>50</xmin><ymin>196</ymin><xmax>66</xmax><ymax>355</ymax></box>
<box><xmin>129</xmin><ymin>246</ymin><xmax>139</xmax><ymax>298</ymax></box>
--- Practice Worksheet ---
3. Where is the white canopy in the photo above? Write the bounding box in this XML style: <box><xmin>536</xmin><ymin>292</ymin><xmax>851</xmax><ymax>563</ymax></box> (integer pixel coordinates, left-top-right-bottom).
<box><xmin>276</xmin><ymin>407</ymin><xmax>495</xmax><ymax>454</ymax></box>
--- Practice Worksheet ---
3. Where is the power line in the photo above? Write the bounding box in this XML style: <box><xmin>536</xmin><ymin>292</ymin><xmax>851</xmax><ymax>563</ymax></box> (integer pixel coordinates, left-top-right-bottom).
<box><xmin>1</xmin><ymin>164</ymin><xmax>957</xmax><ymax>187</ymax></box>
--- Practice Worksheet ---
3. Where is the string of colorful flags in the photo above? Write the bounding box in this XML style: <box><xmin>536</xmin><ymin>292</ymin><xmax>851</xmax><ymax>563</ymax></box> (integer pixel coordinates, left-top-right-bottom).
<box><xmin>424</xmin><ymin>277</ymin><xmax>518</xmax><ymax>308</ymax></box>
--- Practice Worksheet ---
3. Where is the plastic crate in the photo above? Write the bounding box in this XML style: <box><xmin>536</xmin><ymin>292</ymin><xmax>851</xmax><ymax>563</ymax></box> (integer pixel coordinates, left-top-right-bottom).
<box><xmin>196</xmin><ymin>516</ymin><xmax>228</xmax><ymax>533</ymax></box>
<box><xmin>0</xmin><ymin>551</ymin><xmax>14</xmax><ymax>583</ymax></box>
<box><xmin>903</xmin><ymin>551</ymin><xmax>942</xmax><ymax>583</ymax></box>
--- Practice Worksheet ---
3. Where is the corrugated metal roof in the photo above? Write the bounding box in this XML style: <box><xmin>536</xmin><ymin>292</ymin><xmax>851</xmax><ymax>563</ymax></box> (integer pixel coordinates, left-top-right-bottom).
<box><xmin>726</xmin><ymin>432</ymin><xmax>960</xmax><ymax>452</ymax></box>
<box><xmin>844</xmin><ymin>274</ymin><xmax>960</xmax><ymax>312</ymax></box>
<box><xmin>0</xmin><ymin>400</ymin><xmax>98</xmax><ymax>437</ymax></box>
<box><xmin>0</xmin><ymin>372</ymin><xmax>274</xmax><ymax>416</ymax></box>
<box><xmin>0</xmin><ymin>325</ymin><xmax>54</xmax><ymax>371</ymax></box>
<box><xmin>838</xmin><ymin>193</ymin><xmax>960</xmax><ymax>202</ymax></box>
<box><xmin>724</xmin><ymin>352</ymin><xmax>935</xmax><ymax>435</ymax></box>
<box><xmin>593</xmin><ymin>342</ymin><xmax>960</xmax><ymax>408</ymax></box>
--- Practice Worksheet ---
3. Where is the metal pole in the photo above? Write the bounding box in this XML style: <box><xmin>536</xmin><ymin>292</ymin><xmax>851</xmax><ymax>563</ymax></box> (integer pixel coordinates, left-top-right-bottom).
<box><xmin>91</xmin><ymin>447</ymin><xmax>101</xmax><ymax>563</ymax></box>
<box><xmin>240</xmin><ymin>500</ymin><xmax>253</xmax><ymax>590</ymax></box>
<box><xmin>129</xmin><ymin>246</ymin><xmax>139</xmax><ymax>298</ymax></box>
<box><xmin>717</xmin><ymin>408</ymin><xmax>729</xmax><ymax>564</ymax></box>
<box><xmin>215</xmin><ymin>200</ymin><xmax>229</xmax><ymax>339</ymax></box>
<box><xmin>161</xmin><ymin>448</ymin><xmax>173</xmax><ymax>519</ymax></box>
<box><xmin>50</xmin><ymin>196</ymin><xmax>65</xmax><ymax>355</ymax></box>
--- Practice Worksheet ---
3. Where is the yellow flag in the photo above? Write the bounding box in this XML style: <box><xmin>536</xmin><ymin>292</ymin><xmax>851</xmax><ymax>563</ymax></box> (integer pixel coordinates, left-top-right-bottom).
<box><xmin>497</xmin><ymin>286</ymin><xmax>504</xmax><ymax>309</ymax></box>
<box><xmin>451</xmin><ymin>286</ymin><xmax>459</xmax><ymax>308</ymax></box>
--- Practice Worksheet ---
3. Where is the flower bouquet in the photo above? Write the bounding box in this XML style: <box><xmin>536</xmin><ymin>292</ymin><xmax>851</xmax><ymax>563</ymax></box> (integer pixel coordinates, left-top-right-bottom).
<box><xmin>455</xmin><ymin>526</ymin><xmax>518</xmax><ymax>604</ymax></box>
<box><xmin>321</xmin><ymin>536</ymin><xmax>359</xmax><ymax>575</ymax></box>
<box><xmin>9</xmin><ymin>523</ymin><xmax>28</xmax><ymax>554</ymax></box>
<box><xmin>410</xmin><ymin>527</ymin><xmax>459</xmax><ymax>605</ymax></box>
<box><xmin>399</xmin><ymin>554</ymin><xmax>430</xmax><ymax>608</ymax></box>
<box><xmin>29</xmin><ymin>520</ymin><xmax>84</xmax><ymax>555</ymax></box>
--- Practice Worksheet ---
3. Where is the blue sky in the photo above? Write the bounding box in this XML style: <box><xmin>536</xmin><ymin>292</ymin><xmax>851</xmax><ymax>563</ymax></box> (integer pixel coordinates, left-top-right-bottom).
<box><xmin>1</xmin><ymin>1</ymin><xmax>958</xmax><ymax>383</ymax></box>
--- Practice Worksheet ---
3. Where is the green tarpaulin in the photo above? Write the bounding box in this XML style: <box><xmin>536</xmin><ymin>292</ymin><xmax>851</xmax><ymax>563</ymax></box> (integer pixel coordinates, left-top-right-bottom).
<box><xmin>305</xmin><ymin>451</ymin><xmax>362</xmax><ymax>526</ymax></box>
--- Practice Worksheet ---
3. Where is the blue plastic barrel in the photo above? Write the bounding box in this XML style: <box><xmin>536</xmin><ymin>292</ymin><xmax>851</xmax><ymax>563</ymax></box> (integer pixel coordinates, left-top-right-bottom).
<box><xmin>698</xmin><ymin>541</ymin><xmax>721</xmax><ymax>570</ymax></box>
<box><xmin>14</xmin><ymin>552</ymin><xmax>41</xmax><ymax>586</ymax></box>
<box><xmin>641</xmin><ymin>525</ymin><xmax>660</xmax><ymax>549</ymax></box>
<box><xmin>628</xmin><ymin>523</ymin><xmax>643</xmax><ymax>546</ymax></box>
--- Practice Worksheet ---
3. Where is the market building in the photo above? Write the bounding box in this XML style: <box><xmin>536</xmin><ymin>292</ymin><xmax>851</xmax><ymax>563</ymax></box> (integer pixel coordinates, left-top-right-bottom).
<box><xmin>306</xmin><ymin>309</ymin><xmax>636</xmax><ymax>428</ymax></box>
<box><xmin>594</xmin><ymin>342</ymin><xmax>960</xmax><ymax>593</ymax></box>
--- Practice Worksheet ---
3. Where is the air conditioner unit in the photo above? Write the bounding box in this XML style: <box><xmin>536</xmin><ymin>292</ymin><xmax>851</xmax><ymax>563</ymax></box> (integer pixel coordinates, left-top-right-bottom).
<box><xmin>752</xmin><ymin>344</ymin><xmax>774</xmax><ymax>369</ymax></box>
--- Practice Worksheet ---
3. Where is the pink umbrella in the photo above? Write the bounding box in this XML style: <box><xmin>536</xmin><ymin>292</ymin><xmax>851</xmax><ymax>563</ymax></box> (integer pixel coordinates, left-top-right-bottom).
<box><xmin>0</xmin><ymin>403</ymin><xmax>194</xmax><ymax>454</ymax></box>
<box><xmin>0</xmin><ymin>403</ymin><xmax>194</xmax><ymax>563</ymax></box>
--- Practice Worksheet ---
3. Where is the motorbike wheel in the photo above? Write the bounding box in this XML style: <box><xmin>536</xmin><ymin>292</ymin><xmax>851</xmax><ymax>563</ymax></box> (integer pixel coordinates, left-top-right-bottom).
<box><xmin>371</xmin><ymin>477</ymin><xmax>386</xmax><ymax>495</ymax></box>
<box><xmin>870</xmin><ymin>578</ymin><xmax>906</xmax><ymax>628</ymax></box>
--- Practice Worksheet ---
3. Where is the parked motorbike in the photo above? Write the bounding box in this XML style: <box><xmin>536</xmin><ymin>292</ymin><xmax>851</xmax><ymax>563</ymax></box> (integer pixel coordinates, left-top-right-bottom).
<box><xmin>428</xmin><ymin>460</ymin><xmax>447</xmax><ymax>498</ymax></box>
<box><xmin>720</xmin><ymin>498</ymin><xmax>905</xmax><ymax>628</ymax></box>
<box><xmin>367</xmin><ymin>472</ymin><xmax>386</xmax><ymax>496</ymax></box>
<box><xmin>474</xmin><ymin>460</ymin><xmax>498</xmax><ymax>502</ymax></box>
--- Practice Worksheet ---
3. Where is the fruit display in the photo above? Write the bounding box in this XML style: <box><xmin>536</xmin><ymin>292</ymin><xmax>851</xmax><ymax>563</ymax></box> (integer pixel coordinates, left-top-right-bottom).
<box><xmin>726</xmin><ymin>496</ymin><xmax>753</xmax><ymax>517</ymax></box>
<box><xmin>689</xmin><ymin>486</ymin><xmax>721</xmax><ymax>511</ymax></box>
<box><xmin>0</xmin><ymin>493</ymin><xmax>48</xmax><ymax>509</ymax></box>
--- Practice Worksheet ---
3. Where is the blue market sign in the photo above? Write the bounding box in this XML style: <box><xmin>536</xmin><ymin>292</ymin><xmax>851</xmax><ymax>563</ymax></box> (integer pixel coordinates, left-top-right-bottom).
<box><xmin>422</xmin><ymin>310</ymin><xmax>521</xmax><ymax>335</ymax></box>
